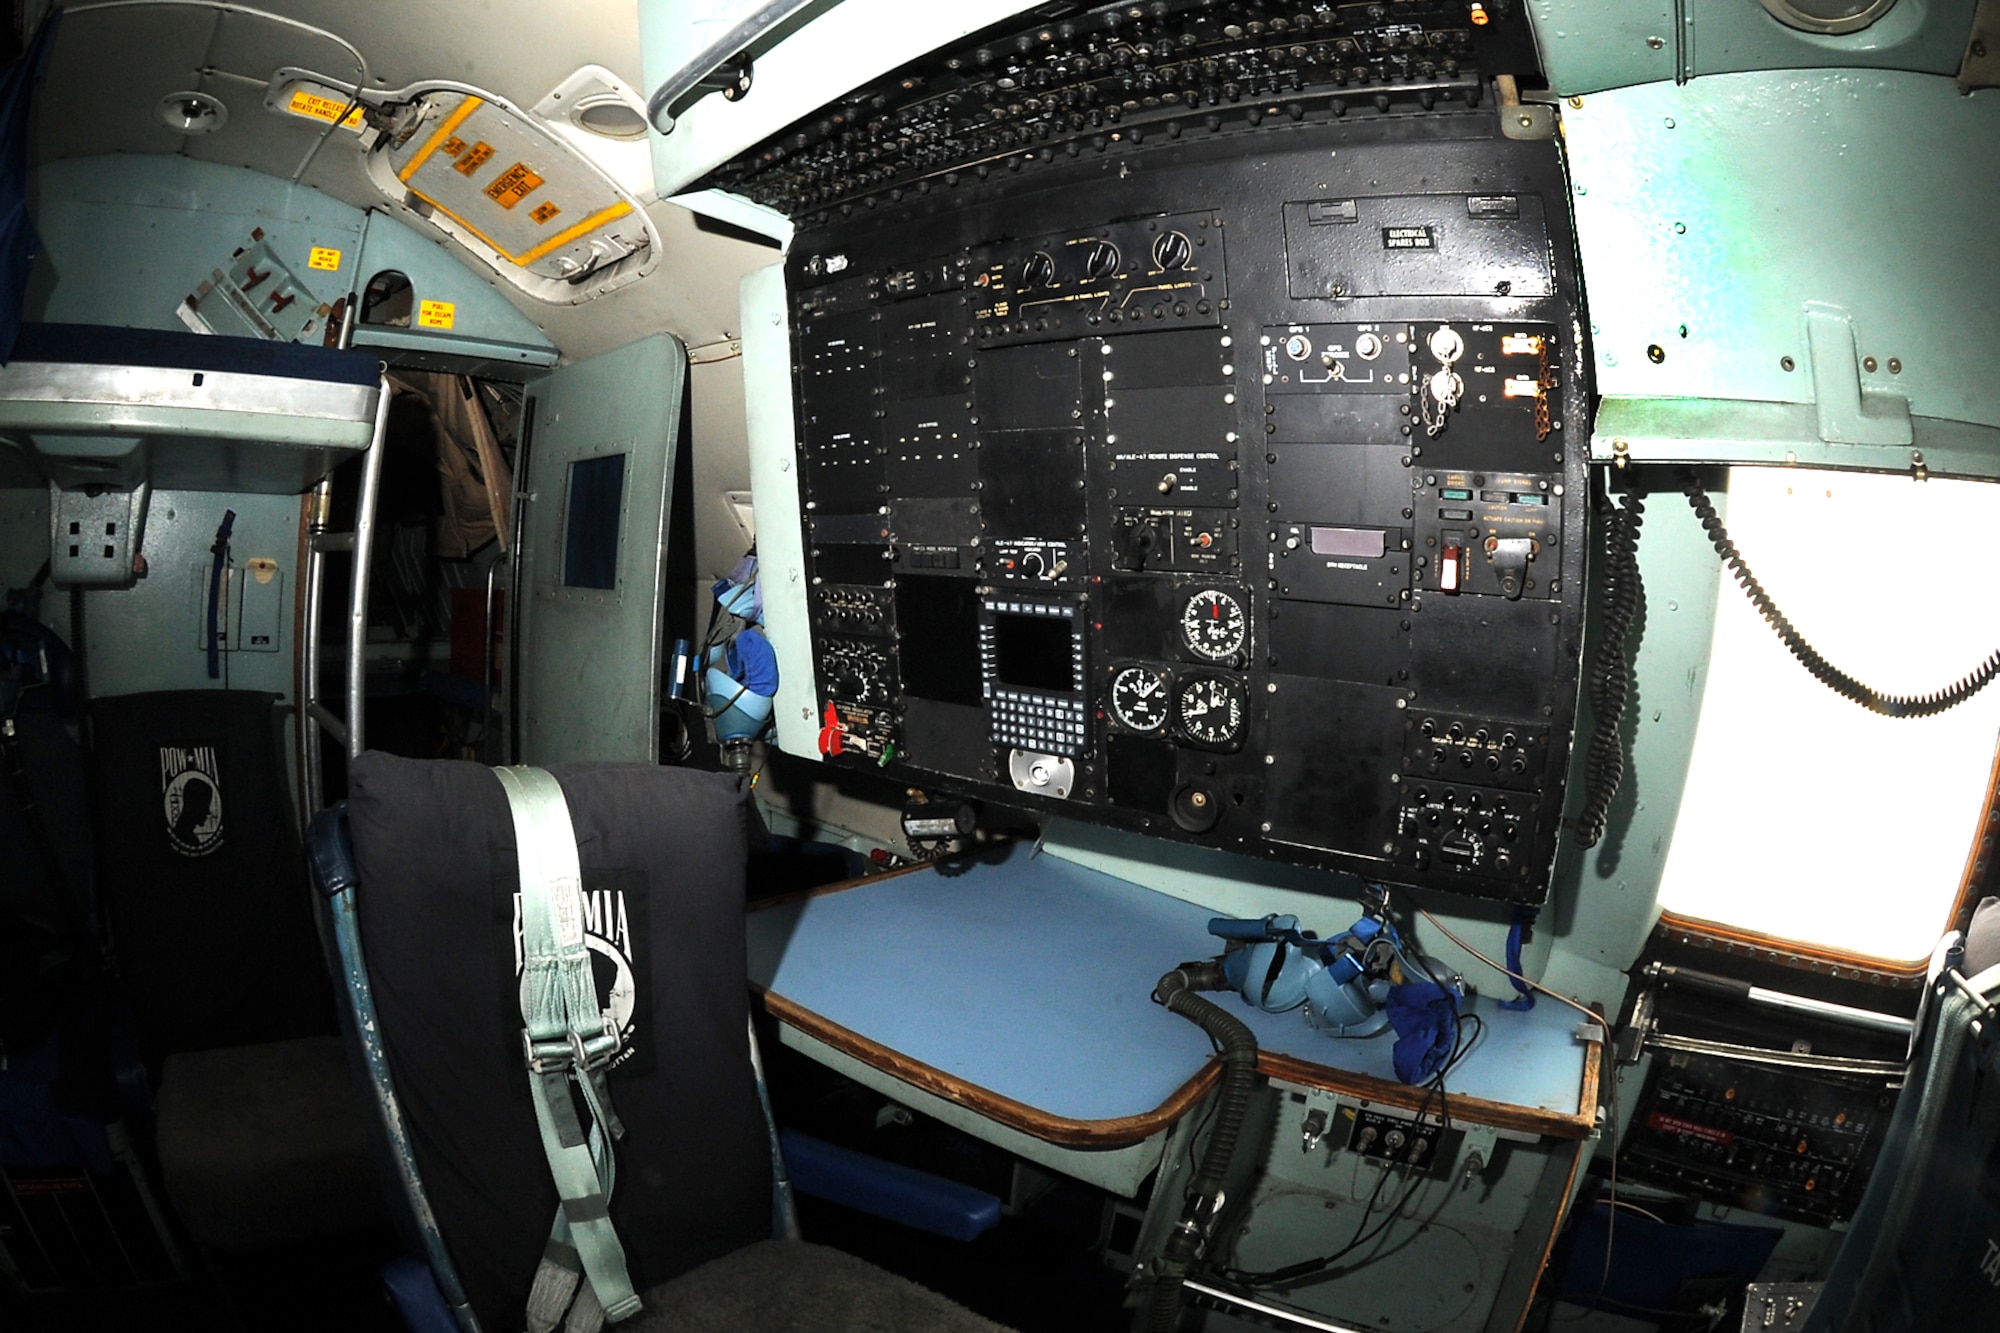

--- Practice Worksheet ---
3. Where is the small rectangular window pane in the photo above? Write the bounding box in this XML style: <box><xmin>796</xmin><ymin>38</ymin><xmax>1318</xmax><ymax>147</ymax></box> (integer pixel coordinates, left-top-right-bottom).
<box><xmin>562</xmin><ymin>453</ymin><xmax>626</xmax><ymax>590</ymax></box>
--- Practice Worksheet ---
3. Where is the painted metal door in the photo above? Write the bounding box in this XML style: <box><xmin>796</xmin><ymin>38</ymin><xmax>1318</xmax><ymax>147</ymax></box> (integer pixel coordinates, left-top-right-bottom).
<box><xmin>515</xmin><ymin>334</ymin><xmax>686</xmax><ymax>763</ymax></box>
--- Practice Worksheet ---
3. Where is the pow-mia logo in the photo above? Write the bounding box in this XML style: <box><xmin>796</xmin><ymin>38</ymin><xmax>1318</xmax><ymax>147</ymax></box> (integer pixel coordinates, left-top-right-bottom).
<box><xmin>160</xmin><ymin>746</ymin><xmax>225</xmax><ymax>857</ymax></box>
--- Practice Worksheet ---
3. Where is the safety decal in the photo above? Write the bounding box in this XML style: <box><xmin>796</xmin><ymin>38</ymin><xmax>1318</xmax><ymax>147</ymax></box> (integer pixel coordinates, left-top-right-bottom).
<box><xmin>308</xmin><ymin>247</ymin><xmax>341</xmax><ymax>271</ymax></box>
<box><xmin>483</xmin><ymin>163</ymin><xmax>545</xmax><ymax>210</ymax></box>
<box><xmin>454</xmin><ymin>142</ymin><xmax>496</xmax><ymax>176</ymax></box>
<box><xmin>529</xmin><ymin>201</ymin><xmax>562</xmax><ymax>225</ymax></box>
<box><xmin>285</xmin><ymin>89</ymin><xmax>364</xmax><ymax>132</ymax></box>
<box><xmin>160</xmin><ymin>745</ymin><xmax>225</xmax><ymax>858</ymax></box>
<box><xmin>417</xmin><ymin>300</ymin><xmax>456</xmax><ymax>330</ymax></box>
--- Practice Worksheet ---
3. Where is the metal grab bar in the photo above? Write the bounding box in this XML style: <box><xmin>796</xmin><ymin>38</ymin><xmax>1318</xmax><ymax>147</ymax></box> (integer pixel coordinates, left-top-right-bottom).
<box><xmin>300</xmin><ymin>373</ymin><xmax>390</xmax><ymax>818</ymax></box>
<box><xmin>643</xmin><ymin>0</ymin><xmax>817</xmax><ymax>134</ymax></box>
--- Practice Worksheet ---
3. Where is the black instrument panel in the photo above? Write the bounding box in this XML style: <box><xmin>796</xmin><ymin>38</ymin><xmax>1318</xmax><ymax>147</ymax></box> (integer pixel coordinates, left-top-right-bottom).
<box><xmin>737</xmin><ymin>3</ymin><xmax>1590</xmax><ymax>903</ymax></box>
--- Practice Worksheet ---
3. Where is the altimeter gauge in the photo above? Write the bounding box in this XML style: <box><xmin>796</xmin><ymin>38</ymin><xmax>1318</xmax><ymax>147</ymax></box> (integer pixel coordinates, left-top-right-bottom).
<box><xmin>1180</xmin><ymin>588</ymin><xmax>1247</xmax><ymax>662</ymax></box>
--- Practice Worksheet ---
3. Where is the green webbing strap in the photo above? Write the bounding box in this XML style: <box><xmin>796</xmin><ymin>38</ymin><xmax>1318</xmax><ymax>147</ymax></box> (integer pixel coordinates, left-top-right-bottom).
<box><xmin>491</xmin><ymin>766</ymin><xmax>642</xmax><ymax>1328</ymax></box>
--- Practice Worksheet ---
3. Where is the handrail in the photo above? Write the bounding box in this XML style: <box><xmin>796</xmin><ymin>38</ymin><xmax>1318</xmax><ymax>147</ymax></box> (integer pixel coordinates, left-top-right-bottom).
<box><xmin>643</xmin><ymin>0</ymin><xmax>817</xmax><ymax>134</ymax></box>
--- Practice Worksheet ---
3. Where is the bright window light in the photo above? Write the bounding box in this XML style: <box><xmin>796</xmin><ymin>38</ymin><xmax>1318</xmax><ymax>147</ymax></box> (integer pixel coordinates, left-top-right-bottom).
<box><xmin>1656</xmin><ymin>467</ymin><xmax>2000</xmax><ymax>963</ymax></box>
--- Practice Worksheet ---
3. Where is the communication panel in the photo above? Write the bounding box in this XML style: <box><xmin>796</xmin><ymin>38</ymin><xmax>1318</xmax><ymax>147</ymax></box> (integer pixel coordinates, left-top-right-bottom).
<box><xmin>713</xmin><ymin>1</ymin><xmax>1589</xmax><ymax>902</ymax></box>
<box><xmin>1625</xmin><ymin>1052</ymin><xmax>1893</xmax><ymax>1225</ymax></box>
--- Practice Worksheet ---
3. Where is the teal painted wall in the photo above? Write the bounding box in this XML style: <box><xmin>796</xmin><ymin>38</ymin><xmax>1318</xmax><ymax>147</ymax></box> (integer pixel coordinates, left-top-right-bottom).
<box><xmin>20</xmin><ymin>154</ymin><xmax>554</xmax><ymax>703</ymax></box>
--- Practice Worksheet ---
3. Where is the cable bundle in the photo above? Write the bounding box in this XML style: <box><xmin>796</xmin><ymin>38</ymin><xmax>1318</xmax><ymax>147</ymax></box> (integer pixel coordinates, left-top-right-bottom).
<box><xmin>1575</xmin><ymin>483</ymin><xmax>1646</xmax><ymax>850</ymax></box>
<box><xmin>1682</xmin><ymin>478</ymin><xmax>2000</xmax><ymax>719</ymax></box>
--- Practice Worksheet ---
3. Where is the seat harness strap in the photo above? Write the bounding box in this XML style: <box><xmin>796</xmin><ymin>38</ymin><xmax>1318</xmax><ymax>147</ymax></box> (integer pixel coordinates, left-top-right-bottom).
<box><xmin>490</xmin><ymin>766</ymin><xmax>641</xmax><ymax>1330</ymax></box>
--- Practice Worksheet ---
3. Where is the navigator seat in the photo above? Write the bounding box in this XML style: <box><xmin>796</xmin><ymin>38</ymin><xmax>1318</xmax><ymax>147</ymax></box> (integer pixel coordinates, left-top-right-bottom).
<box><xmin>314</xmin><ymin>753</ymin><xmax>1010</xmax><ymax>1333</ymax></box>
<box><xmin>1796</xmin><ymin>901</ymin><xmax>2000</xmax><ymax>1333</ymax></box>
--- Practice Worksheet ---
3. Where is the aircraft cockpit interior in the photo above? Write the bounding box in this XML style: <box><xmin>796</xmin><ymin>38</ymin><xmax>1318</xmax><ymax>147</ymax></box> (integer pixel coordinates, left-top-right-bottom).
<box><xmin>2</xmin><ymin>2</ymin><xmax>1998</xmax><ymax>1332</ymax></box>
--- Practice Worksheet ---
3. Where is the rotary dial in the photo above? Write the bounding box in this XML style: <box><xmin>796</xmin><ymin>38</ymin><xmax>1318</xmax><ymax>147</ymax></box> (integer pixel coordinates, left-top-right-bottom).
<box><xmin>1175</xmin><ymin>672</ymin><xmax>1247</xmax><ymax>750</ymax></box>
<box><xmin>1179</xmin><ymin>588</ymin><xmax>1247</xmax><ymax>662</ymax></box>
<box><xmin>1108</xmin><ymin>665</ymin><xmax>1171</xmax><ymax>732</ymax></box>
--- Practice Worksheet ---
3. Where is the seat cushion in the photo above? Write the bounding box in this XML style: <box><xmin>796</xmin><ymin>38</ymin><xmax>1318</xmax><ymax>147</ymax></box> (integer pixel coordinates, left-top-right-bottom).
<box><xmin>347</xmin><ymin>755</ymin><xmax>771</xmax><ymax>1332</ymax></box>
<box><xmin>154</xmin><ymin>1035</ymin><xmax>385</xmax><ymax>1252</ymax></box>
<box><xmin>627</xmin><ymin>1240</ymin><xmax>1014</xmax><ymax>1333</ymax></box>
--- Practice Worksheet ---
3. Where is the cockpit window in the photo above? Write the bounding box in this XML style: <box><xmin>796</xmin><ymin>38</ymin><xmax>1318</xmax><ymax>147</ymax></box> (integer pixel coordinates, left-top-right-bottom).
<box><xmin>1656</xmin><ymin>467</ymin><xmax>2000</xmax><ymax>962</ymax></box>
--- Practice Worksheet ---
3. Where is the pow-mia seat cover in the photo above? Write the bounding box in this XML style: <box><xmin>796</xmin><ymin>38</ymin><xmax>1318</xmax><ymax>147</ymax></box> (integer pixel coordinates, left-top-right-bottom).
<box><xmin>347</xmin><ymin>754</ymin><xmax>770</xmax><ymax>1331</ymax></box>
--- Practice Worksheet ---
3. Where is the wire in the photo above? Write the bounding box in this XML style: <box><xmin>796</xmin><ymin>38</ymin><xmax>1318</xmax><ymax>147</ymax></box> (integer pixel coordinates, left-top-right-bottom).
<box><xmin>1414</xmin><ymin>909</ymin><xmax>1608</xmax><ymax>1041</ymax></box>
<box><xmin>1602</xmin><ymin>1197</ymin><xmax>1665</xmax><ymax>1224</ymax></box>
<box><xmin>1683</xmin><ymin>476</ymin><xmax>2000</xmax><ymax>718</ymax></box>
<box><xmin>1409</xmin><ymin>910</ymin><xmax>1628</xmax><ymax>1315</ymax></box>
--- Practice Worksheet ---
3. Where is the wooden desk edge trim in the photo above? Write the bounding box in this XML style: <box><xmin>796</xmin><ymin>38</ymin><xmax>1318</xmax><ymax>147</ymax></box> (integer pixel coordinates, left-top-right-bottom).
<box><xmin>1257</xmin><ymin>1031</ymin><xmax>1602</xmax><ymax>1141</ymax></box>
<box><xmin>759</xmin><ymin>990</ymin><xmax>1219</xmax><ymax>1148</ymax></box>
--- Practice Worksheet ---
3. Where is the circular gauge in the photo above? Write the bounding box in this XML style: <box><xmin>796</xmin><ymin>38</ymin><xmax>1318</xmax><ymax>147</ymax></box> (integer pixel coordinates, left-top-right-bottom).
<box><xmin>1109</xmin><ymin>665</ymin><xmax>1171</xmax><ymax>732</ymax></box>
<box><xmin>1180</xmin><ymin>588</ymin><xmax>1248</xmax><ymax>662</ymax></box>
<box><xmin>1175</xmin><ymin>672</ymin><xmax>1247</xmax><ymax>751</ymax></box>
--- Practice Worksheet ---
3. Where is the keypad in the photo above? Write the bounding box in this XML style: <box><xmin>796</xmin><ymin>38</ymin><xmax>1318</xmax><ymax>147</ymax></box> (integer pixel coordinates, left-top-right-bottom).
<box><xmin>989</xmin><ymin>689</ymin><xmax>1086</xmax><ymax>755</ymax></box>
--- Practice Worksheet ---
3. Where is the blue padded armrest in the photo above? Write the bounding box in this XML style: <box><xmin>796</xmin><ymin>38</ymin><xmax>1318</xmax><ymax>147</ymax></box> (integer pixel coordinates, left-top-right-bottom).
<box><xmin>779</xmin><ymin>1128</ymin><xmax>1002</xmax><ymax>1244</ymax></box>
<box><xmin>10</xmin><ymin>323</ymin><xmax>381</xmax><ymax>387</ymax></box>
<box><xmin>382</xmin><ymin>1256</ymin><xmax>462</xmax><ymax>1333</ymax></box>
<box><xmin>307</xmin><ymin>804</ymin><xmax>358</xmax><ymax>899</ymax></box>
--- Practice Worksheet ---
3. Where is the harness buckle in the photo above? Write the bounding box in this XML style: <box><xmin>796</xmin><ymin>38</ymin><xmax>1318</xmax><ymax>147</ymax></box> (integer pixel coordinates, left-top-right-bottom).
<box><xmin>523</xmin><ymin>1029</ymin><xmax>573</xmax><ymax>1074</ymax></box>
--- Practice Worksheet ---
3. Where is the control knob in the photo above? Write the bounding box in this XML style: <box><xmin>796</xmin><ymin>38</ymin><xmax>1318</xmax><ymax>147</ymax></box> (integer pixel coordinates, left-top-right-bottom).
<box><xmin>1020</xmin><ymin>251</ymin><xmax>1056</xmax><ymax>289</ymax></box>
<box><xmin>1082</xmin><ymin>239</ymin><xmax>1121</xmax><ymax>280</ymax></box>
<box><xmin>1151</xmin><ymin>229</ymin><xmax>1193</xmax><ymax>271</ymax></box>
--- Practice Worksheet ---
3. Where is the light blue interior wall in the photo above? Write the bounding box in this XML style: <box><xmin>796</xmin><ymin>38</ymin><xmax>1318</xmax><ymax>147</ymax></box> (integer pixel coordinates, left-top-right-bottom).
<box><xmin>20</xmin><ymin>154</ymin><xmax>555</xmax><ymax>703</ymax></box>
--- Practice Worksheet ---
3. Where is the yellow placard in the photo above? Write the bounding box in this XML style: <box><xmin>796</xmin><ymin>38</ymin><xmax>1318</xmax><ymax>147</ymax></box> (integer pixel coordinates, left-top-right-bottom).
<box><xmin>483</xmin><ymin>162</ymin><xmax>546</xmax><ymax>210</ymax></box>
<box><xmin>418</xmin><ymin>300</ymin><xmax>456</xmax><ymax>331</ymax></box>
<box><xmin>454</xmin><ymin>142</ymin><xmax>496</xmax><ymax>177</ymax></box>
<box><xmin>529</xmin><ymin>201</ymin><xmax>562</xmax><ymax>226</ymax></box>
<box><xmin>308</xmin><ymin>247</ymin><xmax>341</xmax><ymax>272</ymax></box>
<box><xmin>286</xmin><ymin>88</ymin><xmax>365</xmax><ymax>132</ymax></box>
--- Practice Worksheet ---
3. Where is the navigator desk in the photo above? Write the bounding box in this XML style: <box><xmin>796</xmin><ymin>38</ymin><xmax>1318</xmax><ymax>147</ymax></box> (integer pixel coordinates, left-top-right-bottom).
<box><xmin>744</xmin><ymin>842</ymin><xmax>1602</xmax><ymax>1200</ymax></box>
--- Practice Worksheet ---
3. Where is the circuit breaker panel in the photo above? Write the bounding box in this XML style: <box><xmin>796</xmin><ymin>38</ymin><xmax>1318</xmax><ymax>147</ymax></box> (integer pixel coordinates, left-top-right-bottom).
<box><xmin>711</xmin><ymin>1</ymin><xmax>1590</xmax><ymax>903</ymax></box>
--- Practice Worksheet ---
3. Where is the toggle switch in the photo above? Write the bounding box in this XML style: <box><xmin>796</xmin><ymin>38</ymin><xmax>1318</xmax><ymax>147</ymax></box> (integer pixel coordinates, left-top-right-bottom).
<box><xmin>1486</xmin><ymin>537</ymin><xmax>1534</xmax><ymax>600</ymax></box>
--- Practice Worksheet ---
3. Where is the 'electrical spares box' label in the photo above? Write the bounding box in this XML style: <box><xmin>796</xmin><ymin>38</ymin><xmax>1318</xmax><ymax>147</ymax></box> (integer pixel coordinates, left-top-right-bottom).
<box><xmin>1382</xmin><ymin>225</ymin><xmax>1435</xmax><ymax>250</ymax></box>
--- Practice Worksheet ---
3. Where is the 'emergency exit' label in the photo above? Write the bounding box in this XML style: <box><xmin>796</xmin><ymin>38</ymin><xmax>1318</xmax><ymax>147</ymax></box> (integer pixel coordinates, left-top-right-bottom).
<box><xmin>484</xmin><ymin>162</ymin><xmax>546</xmax><ymax>210</ymax></box>
<box><xmin>418</xmin><ymin>300</ymin><xmax>456</xmax><ymax>330</ymax></box>
<box><xmin>308</xmin><ymin>247</ymin><xmax>341</xmax><ymax>271</ymax></box>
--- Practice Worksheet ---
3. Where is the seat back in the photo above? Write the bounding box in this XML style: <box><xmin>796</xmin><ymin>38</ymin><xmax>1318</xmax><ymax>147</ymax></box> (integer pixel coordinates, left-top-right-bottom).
<box><xmin>340</xmin><ymin>754</ymin><xmax>772</xmax><ymax>1331</ymax></box>
<box><xmin>91</xmin><ymin>689</ymin><xmax>331</xmax><ymax>1066</ymax></box>
<box><xmin>1803</xmin><ymin>946</ymin><xmax>2000</xmax><ymax>1332</ymax></box>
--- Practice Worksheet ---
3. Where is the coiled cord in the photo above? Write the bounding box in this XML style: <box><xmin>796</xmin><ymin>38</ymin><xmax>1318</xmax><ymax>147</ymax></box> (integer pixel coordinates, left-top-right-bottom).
<box><xmin>1682</xmin><ymin>477</ymin><xmax>2000</xmax><ymax>719</ymax></box>
<box><xmin>1575</xmin><ymin>482</ymin><xmax>1645</xmax><ymax>850</ymax></box>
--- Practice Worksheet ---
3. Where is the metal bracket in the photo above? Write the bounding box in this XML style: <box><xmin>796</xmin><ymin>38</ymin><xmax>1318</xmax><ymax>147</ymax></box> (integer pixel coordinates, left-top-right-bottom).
<box><xmin>1494</xmin><ymin>75</ymin><xmax>1554</xmax><ymax>140</ymax></box>
<box><xmin>1962</xmin><ymin>0</ymin><xmax>2000</xmax><ymax>92</ymax></box>
<box><xmin>49</xmin><ymin>480</ymin><xmax>150</xmax><ymax>588</ymax></box>
<box><xmin>1804</xmin><ymin>305</ymin><xmax>1911</xmax><ymax>447</ymax></box>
